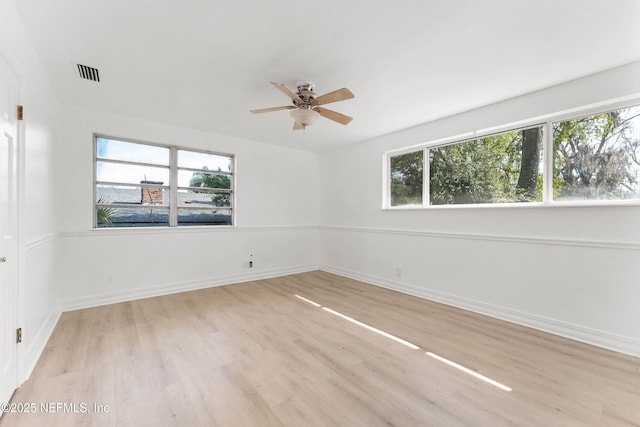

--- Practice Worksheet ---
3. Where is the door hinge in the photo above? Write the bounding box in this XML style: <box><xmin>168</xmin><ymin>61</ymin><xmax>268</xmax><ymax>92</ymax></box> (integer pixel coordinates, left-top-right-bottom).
<box><xmin>16</xmin><ymin>328</ymin><xmax>22</xmax><ymax>343</ymax></box>
<box><xmin>17</xmin><ymin>105</ymin><xmax>23</xmax><ymax>121</ymax></box>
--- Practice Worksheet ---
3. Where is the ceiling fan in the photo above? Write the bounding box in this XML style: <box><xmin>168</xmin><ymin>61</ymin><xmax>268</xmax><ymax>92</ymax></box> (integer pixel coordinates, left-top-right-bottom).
<box><xmin>250</xmin><ymin>81</ymin><xmax>354</xmax><ymax>130</ymax></box>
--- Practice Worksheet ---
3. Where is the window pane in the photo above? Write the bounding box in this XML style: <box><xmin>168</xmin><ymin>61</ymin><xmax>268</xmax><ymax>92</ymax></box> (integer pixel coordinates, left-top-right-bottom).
<box><xmin>178</xmin><ymin>189</ymin><xmax>231</xmax><ymax>207</ymax></box>
<box><xmin>178</xmin><ymin>150</ymin><xmax>232</xmax><ymax>172</ymax></box>
<box><xmin>97</xmin><ymin>161</ymin><xmax>169</xmax><ymax>185</ymax></box>
<box><xmin>178</xmin><ymin>170</ymin><xmax>232</xmax><ymax>189</ymax></box>
<box><xmin>177</xmin><ymin>208</ymin><xmax>232</xmax><ymax>226</ymax></box>
<box><xmin>429</xmin><ymin>127</ymin><xmax>543</xmax><ymax>205</ymax></box>
<box><xmin>96</xmin><ymin>137</ymin><xmax>169</xmax><ymax>165</ymax></box>
<box><xmin>553</xmin><ymin>106</ymin><xmax>640</xmax><ymax>201</ymax></box>
<box><xmin>97</xmin><ymin>184</ymin><xmax>169</xmax><ymax>206</ymax></box>
<box><xmin>95</xmin><ymin>207</ymin><xmax>169</xmax><ymax>227</ymax></box>
<box><xmin>390</xmin><ymin>151</ymin><xmax>423</xmax><ymax>206</ymax></box>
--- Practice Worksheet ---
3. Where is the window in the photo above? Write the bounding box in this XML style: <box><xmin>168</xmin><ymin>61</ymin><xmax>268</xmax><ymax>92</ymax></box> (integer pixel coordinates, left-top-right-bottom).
<box><xmin>95</xmin><ymin>136</ymin><xmax>233</xmax><ymax>227</ymax></box>
<box><xmin>390</xmin><ymin>151</ymin><xmax>423</xmax><ymax>206</ymax></box>
<box><xmin>388</xmin><ymin>126</ymin><xmax>544</xmax><ymax>207</ymax></box>
<box><xmin>386</xmin><ymin>103</ymin><xmax>640</xmax><ymax>208</ymax></box>
<box><xmin>553</xmin><ymin>106</ymin><xmax>640</xmax><ymax>201</ymax></box>
<box><xmin>430</xmin><ymin>126</ymin><xmax>543</xmax><ymax>205</ymax></box>
<box><xmin>176</xmin><ymin>149</ymin><xmax>232</xmax><ymax>225</ymax></box>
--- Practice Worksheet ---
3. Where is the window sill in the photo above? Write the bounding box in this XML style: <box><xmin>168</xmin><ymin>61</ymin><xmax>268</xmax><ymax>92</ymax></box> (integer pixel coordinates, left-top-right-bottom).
<box><xmin>90</xmin><ymin>225</ymin><xmax>236</xmax><ymax>234</ymax></box>
<box><xmin>382</xmin><ymin>200</ymin><xmax>640</xmax><ymax>210</ymax></box>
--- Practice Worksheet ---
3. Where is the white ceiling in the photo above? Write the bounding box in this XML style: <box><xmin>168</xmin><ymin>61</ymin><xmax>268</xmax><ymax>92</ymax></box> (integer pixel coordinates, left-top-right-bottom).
<box><xmin>13</xmin><ymin>0</ymin><xmax>640</xmax><ymax>152</ymax></box>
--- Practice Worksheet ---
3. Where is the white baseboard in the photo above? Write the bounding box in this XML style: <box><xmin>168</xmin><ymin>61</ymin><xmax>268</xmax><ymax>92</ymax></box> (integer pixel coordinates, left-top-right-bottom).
<box><xmin>60</xmin><ymin>264</ymin><xmax>320</xmax><ymax>312</ymax></box>
<box><xmin>19</xmin><ymin>307</ymin><xmax>61</xmax><ymax>384</ymax></box>
<box><xmin>320</xmin><ymin>264</ymin><xmax>640</xmax><ymax>358</ymax></box>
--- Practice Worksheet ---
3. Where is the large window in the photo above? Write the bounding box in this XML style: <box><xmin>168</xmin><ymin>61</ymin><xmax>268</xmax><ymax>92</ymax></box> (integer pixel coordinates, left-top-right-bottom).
<box><xmin>95</xmin><ymin>136</ymin><xmax>233</xmax><ymax>227</ymax></box>
<box><xmin>386</xmin><ymin>103</ymin><xmax>640</xmax><ymax>208</ymax></box>
<box><xmin>553</xmin><ymin>107</ymin><xmax>640</xmax><ymax>201</ymax></box>
<box><xmin>389</xmin><ymin>126</ymin><xmax>544</xmax><ymax>207</ymax></box>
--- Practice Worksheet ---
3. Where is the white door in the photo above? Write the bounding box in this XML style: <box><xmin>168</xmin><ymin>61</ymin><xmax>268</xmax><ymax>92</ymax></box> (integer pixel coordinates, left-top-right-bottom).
<box><xmin>0</xmin><ymin>54</ymin><xmax>19</xmax><ymax>409</ymax></box>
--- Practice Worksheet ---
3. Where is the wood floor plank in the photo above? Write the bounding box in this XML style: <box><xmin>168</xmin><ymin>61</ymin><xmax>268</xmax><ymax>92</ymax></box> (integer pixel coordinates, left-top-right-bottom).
<box><xmin>1</xmin><ymin>271</ymin><xmax>639</xmax><ymax>426</ymax></box>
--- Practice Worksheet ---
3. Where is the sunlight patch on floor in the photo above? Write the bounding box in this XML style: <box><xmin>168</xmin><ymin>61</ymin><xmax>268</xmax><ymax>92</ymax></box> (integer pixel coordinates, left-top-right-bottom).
<box><xmin>426</xmin><ymin>352</ymin><xmax>512</xmax><ymax>391</ymax></box>
<box><xmin>294</xmin><ymin>294</ymin><xmax>322</xmax><ymax>307</ymax></box>
<box><xmin>321</xmin><ymin>307</ymin><xmax>421</xmax><ymax>350</ymax></box>
<box><xmin>294</xmin><ymin>293</ymin><xmax>512</xmax><ymax>392</ymax></box>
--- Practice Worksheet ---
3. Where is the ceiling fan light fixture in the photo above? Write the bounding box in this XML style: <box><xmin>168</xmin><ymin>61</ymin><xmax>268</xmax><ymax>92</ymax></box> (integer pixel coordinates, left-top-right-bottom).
<box><xmin>290</xmin><ymin>108</ymin><xmax>320</xmax><ymax>127</ymax></box>
<box><xmin>251</xmin><ymin>82</ymin><xmax>354</xmax><ymax>131</ymax></box>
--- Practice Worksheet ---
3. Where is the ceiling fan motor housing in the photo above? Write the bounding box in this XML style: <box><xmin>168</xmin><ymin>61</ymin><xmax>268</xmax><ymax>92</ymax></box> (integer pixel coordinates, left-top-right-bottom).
<box><xmin>296</xmin><ymin>81</ymin><xmax>317</xmax><ymax>103</ymax></box>
<box><xmin>296</xmin><ymin>81</ymin><xmax>315</xmax><ymax>93</ymax></box>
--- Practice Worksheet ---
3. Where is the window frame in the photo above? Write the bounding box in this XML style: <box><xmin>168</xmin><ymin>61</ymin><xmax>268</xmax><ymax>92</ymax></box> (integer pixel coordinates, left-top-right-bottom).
<box><xmin>93</xmin><ymin>134</ymin><xmax>235</xmax><ymax>228</ymax></box>
<box><xmin>383</xmin><ymin>98</ymin><xmax>640</xmax><ymax>210</ymax></box>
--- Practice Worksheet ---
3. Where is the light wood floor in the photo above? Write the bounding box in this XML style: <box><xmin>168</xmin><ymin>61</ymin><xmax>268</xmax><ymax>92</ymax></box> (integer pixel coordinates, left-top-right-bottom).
<box><xmin>2</xmin><ymin>271</ymin><xmax>639</xmax><ymax>426</ymax></box>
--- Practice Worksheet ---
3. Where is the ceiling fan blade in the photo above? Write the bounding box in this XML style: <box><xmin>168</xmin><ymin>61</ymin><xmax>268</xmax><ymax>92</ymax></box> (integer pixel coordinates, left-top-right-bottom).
<box><xmin>270</xmin><ymin>82</ymin><xmax>302</xmax><ymax>103</ymax></box>
<box><xmin>313</xmin><ymin>88</ymin><xmax>354</xmax><ymax>106</ymax></box>
<box><xmin>293</xmin><ymin>121</ymin><xmax>304</xmax><ymax>131</ymax></box>
<box><xmin>250</xmin><ymin>106</ymin><xmax>295</xmax><ymax>114</ymax></box>
<box><xmin>315</xmin><ymin>107</ymin><xmax>353</xmax><ymax>125</ymax></box>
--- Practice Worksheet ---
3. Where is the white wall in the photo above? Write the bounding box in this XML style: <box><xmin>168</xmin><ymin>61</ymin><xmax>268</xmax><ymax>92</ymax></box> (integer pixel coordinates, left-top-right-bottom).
<box><xmin>0</xmin><ymin>0</ymin><xmax>62</xmax><ymax>381</ymax></box>
<box><xmin>55</xmin><ymin>105</ymin><xmax>320</xmax><ymax>309</ymax></box>
<box><xmin>319</xmin><ymin>61</ymin><xmax>640</xmax><ymax>357</ymax></box>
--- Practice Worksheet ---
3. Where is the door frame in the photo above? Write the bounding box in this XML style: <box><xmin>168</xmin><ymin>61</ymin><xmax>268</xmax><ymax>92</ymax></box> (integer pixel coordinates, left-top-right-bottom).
<box><xmin>0</xmin><ymin>49</ymin><xmax>23</xmax><ymax>406</ymax></box>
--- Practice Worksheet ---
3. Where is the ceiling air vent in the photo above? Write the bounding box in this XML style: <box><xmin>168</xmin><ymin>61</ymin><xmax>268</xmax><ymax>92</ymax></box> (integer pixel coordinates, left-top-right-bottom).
<box><xmin>76</xmin><ymin>64</ymin><xmax>100</xmax><ymax>82</ymax></box>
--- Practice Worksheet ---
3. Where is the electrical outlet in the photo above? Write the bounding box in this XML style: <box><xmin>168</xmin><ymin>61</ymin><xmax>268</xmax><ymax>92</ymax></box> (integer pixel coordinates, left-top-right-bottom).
<box><xmin>395</xmin><ymin>267</ymin><xmax>402</xmax><ymax>277</ymax></box>
<box><xmin>243</xmin><ymin>255</ymin><xmax>254</xmax><ymax>268</ymax></box>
